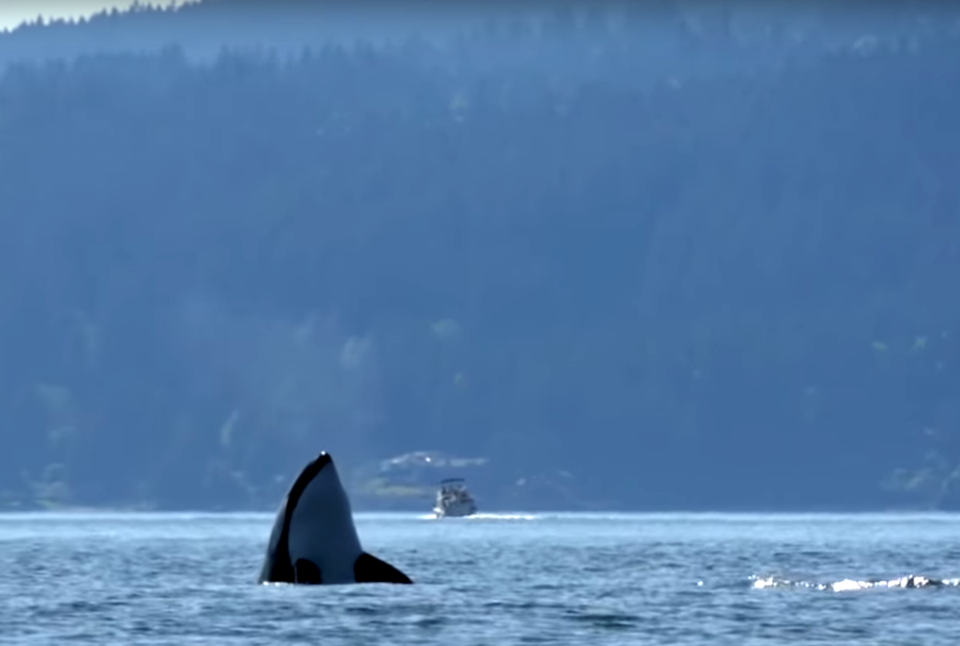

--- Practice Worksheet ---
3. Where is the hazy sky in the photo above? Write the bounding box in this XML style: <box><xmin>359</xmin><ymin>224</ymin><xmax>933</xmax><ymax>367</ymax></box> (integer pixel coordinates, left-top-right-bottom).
<box><xmin>0</xmin><ymin>1</ymin><xmax>194</xmax><ymax>32</ymax></box>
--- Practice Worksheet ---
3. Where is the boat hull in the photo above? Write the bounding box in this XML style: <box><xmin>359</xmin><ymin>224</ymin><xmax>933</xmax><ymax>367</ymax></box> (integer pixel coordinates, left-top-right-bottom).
<box><xmin>433</xmin><ymin>502</ymin><xmax>477</xmax><ymax>518</ymax></box>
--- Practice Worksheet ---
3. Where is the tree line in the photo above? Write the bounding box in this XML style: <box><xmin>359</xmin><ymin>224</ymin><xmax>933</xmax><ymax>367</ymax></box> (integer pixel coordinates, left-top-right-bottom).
<box><xmin>0</xmin><ymin>9</ymin><xmax>958</xmax><ymax>510</ymax></box>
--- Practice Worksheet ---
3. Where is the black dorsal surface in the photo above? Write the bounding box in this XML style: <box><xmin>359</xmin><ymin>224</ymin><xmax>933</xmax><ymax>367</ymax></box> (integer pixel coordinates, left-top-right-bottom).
<box><xmin>354</xmin><ymin>552</ymin><xmax>413</xmax><ymax>584</ymax></box>
<box><xmin>294</xmin><ymin>558</ymin><xmax>323</xmax><ymax>584</ymax></box>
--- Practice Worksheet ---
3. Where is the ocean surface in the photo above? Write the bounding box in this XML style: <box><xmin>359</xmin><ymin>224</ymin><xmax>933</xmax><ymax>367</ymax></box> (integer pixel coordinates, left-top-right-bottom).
<box><xmin>1</xmin><ymin>511</ymin><xmax>958</xmax><ymax>645</ymax></box>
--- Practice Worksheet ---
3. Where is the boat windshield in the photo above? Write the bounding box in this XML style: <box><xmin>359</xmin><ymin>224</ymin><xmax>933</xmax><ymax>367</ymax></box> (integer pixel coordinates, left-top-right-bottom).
<box><xmin>439</xmin><ymin>479</ymin><xmax>470</xmax><ymax>497</ymax></box>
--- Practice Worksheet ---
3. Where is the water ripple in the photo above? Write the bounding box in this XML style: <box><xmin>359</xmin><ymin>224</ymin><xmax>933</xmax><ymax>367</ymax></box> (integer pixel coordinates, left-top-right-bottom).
<box><xmin>3</xmin><ymin>512</ymin><xmax>960</xmax><ymax>645</ymax></box>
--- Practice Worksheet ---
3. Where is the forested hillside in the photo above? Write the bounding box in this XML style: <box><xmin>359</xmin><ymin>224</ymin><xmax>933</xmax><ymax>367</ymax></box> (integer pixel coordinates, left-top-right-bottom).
<box><xmin>0</xmin><ymin>5</ymin><xmax>958</xmax><ymax>511</ymax></box>
<box><xmin>4</xmin><ymin>2</ymin><xmax>956</xmax><ymax>79</ymax></box>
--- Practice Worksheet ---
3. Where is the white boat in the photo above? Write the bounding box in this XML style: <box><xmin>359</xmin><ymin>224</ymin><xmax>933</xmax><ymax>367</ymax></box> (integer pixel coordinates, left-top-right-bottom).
<box><xmin>433</xmin><ymin>478</ymin><xmax>477</xmax><ymax>518</ymax></box>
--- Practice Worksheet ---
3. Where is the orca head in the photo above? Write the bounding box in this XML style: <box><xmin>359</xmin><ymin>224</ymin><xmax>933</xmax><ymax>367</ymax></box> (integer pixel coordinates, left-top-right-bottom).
<box><xmin>259</xmin><ymin>451</ymin><xmax>413</xmax><ymax>586</ymax></box>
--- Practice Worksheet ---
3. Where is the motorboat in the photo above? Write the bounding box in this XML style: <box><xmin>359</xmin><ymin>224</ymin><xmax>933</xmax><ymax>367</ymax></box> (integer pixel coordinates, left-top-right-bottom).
<box><xmin>433</xmin><ymin>478</ymin><xmax>477</xmax><ymax>518</ymax></box>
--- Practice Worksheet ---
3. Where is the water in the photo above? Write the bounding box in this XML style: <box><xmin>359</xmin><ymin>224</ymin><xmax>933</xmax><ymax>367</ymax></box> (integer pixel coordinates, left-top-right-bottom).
<box><xmin>1</xmin><ymin>512</ymin><xmax>958</xmax><ymax>645</ymax></box>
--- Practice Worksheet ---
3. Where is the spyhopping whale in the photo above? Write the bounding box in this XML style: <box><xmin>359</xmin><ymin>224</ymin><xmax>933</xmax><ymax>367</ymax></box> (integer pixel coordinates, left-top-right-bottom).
<box><xmin>258</xmin><ymin>451</ymin><xmax>412</xmax><ymax>585</ymax></box>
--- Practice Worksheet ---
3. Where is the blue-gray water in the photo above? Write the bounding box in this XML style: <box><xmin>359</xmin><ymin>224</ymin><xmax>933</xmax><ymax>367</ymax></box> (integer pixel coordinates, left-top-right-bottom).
<box><xmin>1</xmin><ymin>512</ymin><xmax>958</xmax><ymax>645</ymax></box>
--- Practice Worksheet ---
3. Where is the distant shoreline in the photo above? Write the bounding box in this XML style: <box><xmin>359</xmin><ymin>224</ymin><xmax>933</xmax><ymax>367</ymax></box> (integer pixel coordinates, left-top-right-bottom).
<box><xmin>0</xmin><ymin>504</ymin><xmax>952</xmax><ymax>515</ymax></box>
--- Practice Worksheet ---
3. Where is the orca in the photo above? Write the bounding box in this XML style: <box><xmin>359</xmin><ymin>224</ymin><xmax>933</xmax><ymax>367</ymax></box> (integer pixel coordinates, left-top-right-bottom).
<box><xmin>258</xmin><ymin>451</ymin><xmax>412</xmax><ymax>585</ymax></box>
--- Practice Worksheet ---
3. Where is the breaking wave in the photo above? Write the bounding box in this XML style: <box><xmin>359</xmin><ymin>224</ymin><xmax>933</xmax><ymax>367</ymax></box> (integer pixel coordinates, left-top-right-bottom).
<box><xmin>751</xmin><ymin>574</ymin><xmax>960</xmax><ymax>592</ymax></box>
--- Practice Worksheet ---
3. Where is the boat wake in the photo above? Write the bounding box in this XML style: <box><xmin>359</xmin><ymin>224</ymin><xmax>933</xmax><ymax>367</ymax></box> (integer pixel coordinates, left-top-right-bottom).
<box><xmin>417</xmin><ymin>513</ymin><xmax>538</xmax><ymax>521</ymax></box>
<box><xmin>751</xmin><ymin>574</ymin><xmax>960</xmax><ymax>592</ymax></box>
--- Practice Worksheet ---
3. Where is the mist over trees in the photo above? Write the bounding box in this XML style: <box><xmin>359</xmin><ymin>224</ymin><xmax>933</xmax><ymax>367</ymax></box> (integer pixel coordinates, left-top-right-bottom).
<box><xmin>0</xmin><ymin>2</ymin><xmax>958</xmax><ymax>511</ymax></box>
